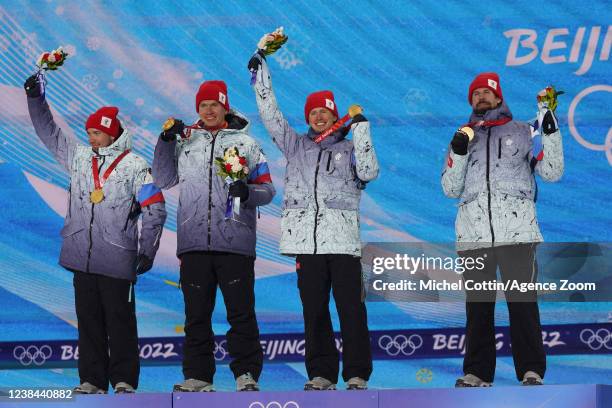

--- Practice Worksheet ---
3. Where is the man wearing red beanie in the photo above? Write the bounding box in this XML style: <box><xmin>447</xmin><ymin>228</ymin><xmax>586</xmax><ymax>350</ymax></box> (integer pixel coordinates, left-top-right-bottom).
<box><xmin>249</xmin><ymin>29</ymin><xmax>379</xmax><ymax>391</ymax></box>
<box><xmin>442</xmin><ymin>72</ymin><xmax>564</xmax><ymax>387</ymax></box>
<box><xmin>153</xmin><ymin>80</ymin><xmax>275</xmax><ymax>392</ymax></box>
<box><xmin>24</xmin><ymin>74</ymin><xmax>167</xmax><ymax>394</ymax></box>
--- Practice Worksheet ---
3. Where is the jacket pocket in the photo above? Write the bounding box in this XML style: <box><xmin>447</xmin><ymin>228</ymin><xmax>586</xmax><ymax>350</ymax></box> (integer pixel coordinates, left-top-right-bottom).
<box><xmin>60</xmin><ymin>222</ymin><xmax>85</xmax><ymax>238</ymax></box>
<box><xmin>324</xmin><ymin>194</ymin><xmax>359</xmax><ymax>211</ymax></box>
<box><xmin>458</xmin><ymin>192</ymin><xmax>478</xmax><ymax>206</ymax></box>
<box><xmin>495</xmin><ymin>180</ymin><xmax>534</xmax><ymax>200</ymax></box>
<box><xmin>102</xmin><ymin>235</ymin><xmax>138</xmax><ymax>250</ymax></box>
<box><xmin>325</xmin><ymin>149</ymin><xmax>352</xmax><ymax>179</ymax></box>
<box><xmin>101</xmin><ymin>226</ymin><xmax>138</xmax><ymax>251</ymax></box>
<box><xmin>498</xmin><ymin>134</ymin><xmax>525</xmax><ymax>164</ymax></box>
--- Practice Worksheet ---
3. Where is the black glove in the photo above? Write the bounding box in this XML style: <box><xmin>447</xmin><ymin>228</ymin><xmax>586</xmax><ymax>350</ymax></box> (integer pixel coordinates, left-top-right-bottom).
<box><xmin>450</xmin><ymin>131</ymin><xmax>470</xmax><ymax>155</ymax></box>
<box><xmin>24</xmin><ymin>74</ymin><xmax>42</xmax><ymax>98</ymax></box>
<box><xmin>351</xmin><ymin>113</ymin><xmax>368</xmax><ymax>124</ymax></box>
<box><xmin>229</xmin><ymin>179</ymin><xmax>249</xmax><ymax>202</ymax></box>
<box><xmin>136</xmin><ymin>254</ymin><xmax>154</xmax><ymax>275</ymax></box>
<box><xmin>542</xmin><ymin>110</ymin><xmax>558</xmax><ymax>135</ymax></box>
<box><xmin>248</xmin><ymin>50</ymin><xmax>266</xmax><ymax>74</ymax></box>
<box><xmin>160</xmin><ymin>119</ymin><xmax>185</xmax><ymax>142</ymax></box>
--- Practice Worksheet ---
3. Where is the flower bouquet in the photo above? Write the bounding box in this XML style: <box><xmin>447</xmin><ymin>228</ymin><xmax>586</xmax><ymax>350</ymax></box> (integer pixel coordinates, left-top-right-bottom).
<box><xmin>30</xmin><ymin>46</ymin><xmax>69</xmax><ymax>95</ymax></box>
<box><xmin>536</xmin><ymin>85</ymin><xmax>564</xmax><ymax>113</ymax></box>
<box><xmin>37</xmin><ymin>46</ymin><xmax>69</xmax><ymax>71</ymax></box>
<box><xmin>215</xmin><ymin>146</ymin><xmax>249</xmax><ymax>217</ymax></box>
<box><xmin>260</xmin><ymin>26</ymin><xmax>288</xmax><ymax>56</ymax></box>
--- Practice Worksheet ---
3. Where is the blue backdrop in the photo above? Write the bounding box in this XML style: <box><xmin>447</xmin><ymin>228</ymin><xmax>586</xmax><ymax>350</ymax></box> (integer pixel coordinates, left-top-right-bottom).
<box><xmin>0</xmin><ymin>0</ymin><xmax>610</xmax><ymax>391</ymax></box>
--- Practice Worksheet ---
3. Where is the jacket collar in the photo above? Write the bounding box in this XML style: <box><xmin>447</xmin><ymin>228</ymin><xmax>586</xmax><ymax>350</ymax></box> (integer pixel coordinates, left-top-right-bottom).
<box><xmin>469</xmin><ymin>100</ymin><xmax>513</xmax><ymax>125</ymax></box>
<box><xmin>306</xmin><ymin>126</ymin><xmax>347</xmax><ymax>148</ymax></box>
<box><xmin>91</xmin><ymin>127</ymin><xmax>132</xmax><ymax>156</ymax></box>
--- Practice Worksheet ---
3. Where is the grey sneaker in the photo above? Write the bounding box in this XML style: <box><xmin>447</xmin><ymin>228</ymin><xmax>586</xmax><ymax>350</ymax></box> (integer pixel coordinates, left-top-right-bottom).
<box><xmin>173</xmin><ymin>378</ymin><xmax>215</xmax><ymax>392</ymax></box>
<box><xmin>304</xmin><ymin>377</ymin><xmax>337</xmax><ymax>391</ymax></box>
<box><xmin>73</xmin><ymin>382</ymin><xmax>107</xmax><ymax>394</ymax></box>
<box><xmin>114</xmin><ymin>382</ymin><xmax>135</xmax><ymax>394</ymax></box>
<box><xmin>346</xmin><ymin>377</ymin><xmax>368</xmax><ymax>390</ymax></box>
<box><xmin>455</xmin><ymin>374</ymin><xmax>493</xmax><ymax>388</ymax></box>
<box><xmin>522</xmin><ymin>371</ymin><xmax>544</xmax><ymax>386</ymax></box>
<box><xmin>236</xmin><ymin>372</ymin><xmax>259</xmax><ymax>391</ymax></box>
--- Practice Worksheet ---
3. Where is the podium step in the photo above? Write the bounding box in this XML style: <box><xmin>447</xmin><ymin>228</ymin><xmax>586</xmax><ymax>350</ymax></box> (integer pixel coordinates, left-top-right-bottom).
<box><xmin>1</xmin><ymin>384</ymin><xmax>610</xmax><ymax>408</ymax></box>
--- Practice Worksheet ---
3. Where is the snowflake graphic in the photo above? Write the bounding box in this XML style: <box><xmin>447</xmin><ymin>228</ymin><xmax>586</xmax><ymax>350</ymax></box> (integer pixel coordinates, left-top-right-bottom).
<box><xmin>86</xmin><ymin>36</ymin><xmax>101</xmax><ymax>51</ymax></box>
<box><xmin>82</xmin><ymin>74</ymin><xmax>100</xmax><ymax>91</ymax></box>
<box><xmin>272</xmin><ymin>47</ymin><xmax>303</xmax><ymax>70</ymax></box>
<box><xmin>403</xmin><ymin>88</ymin><xmax>431</xmax><ymax>115</ymax></box>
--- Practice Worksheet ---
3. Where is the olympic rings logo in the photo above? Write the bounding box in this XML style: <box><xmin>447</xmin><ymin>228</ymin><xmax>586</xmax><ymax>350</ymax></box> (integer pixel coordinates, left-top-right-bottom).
<box><xmin>579</xmin><ymin>328</ymin><xmax>612</xmax><ymax>351</ymax></box>
<box><xmin>378</xmin><ymin>334</ymin><xmax>423</xmax><ymax>356</ymax></box>
<box><xmin>13</xmin><ymin>345</ymin><xmax>52</xmax><ymax>366</ymax></box>
<box><xmin>248</xmin><ymin>402</ymin><xmax>300</xmax><ymax>408</ymax></box>
<box><xmin>214</xmin><ymin>340</ymin><xmax>228</xmax><ymax>361</ymax></box>
<box><xmin>568</xmin><ymin>85</ymin><xmax>612</xmax><ymax>166</ymax></box>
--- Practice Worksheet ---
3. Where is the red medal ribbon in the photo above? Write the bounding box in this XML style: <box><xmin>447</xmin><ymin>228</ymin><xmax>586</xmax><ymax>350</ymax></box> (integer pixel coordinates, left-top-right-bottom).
<box><xmin>183</xmin><ymin>121</ymin><xmax>228</xmax><ymax>139</ymax></box>
<box><xmin>463</xmin><ymin>117</ymin><xmax>512</xmax><ymax>129</ymax></box>
<box><xmin>91</xmin><ymin>149</ymin><xmax>131</xmax><ymax>190</ymax></box>
<box><xmin>313</xmin><ymin>114</ymin><xmax>351</xmax><ymax>144</ymax></box>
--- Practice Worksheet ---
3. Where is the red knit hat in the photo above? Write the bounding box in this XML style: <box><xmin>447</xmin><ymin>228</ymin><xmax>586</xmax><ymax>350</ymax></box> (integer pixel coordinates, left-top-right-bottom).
<box><xmin>304</xmin><ymin>90</ymin><xmax>339</xmax><ymax>123</ymax></box>
<box><xmin>195</xmin><ymin>80</ymin><xmax>230</xmax><ymax>112</ymax></box>
<box><xmin>468</xmin><ymin>72</ymin><xmax>503</xmax><ymax>104</ymax></box>
<box><xmin>85</xmin><ymin>106</ymin><xmax>121</xmax><ymax>138</ymax></box>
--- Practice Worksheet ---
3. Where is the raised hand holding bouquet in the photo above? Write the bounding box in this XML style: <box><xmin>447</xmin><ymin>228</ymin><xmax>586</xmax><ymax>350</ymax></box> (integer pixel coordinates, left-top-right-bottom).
<box><xmin>24</xmin><ymin>46</ymin><xmax>69</xmax><ymax>98</ymax></box>
<box><xmin>249</xmin><ymin>27</ymin><xmax>288</xmax><ymax>84</ymax></box>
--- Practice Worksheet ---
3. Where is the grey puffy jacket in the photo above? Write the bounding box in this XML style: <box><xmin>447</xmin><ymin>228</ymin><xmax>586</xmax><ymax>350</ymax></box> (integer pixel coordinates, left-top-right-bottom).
<box><xmin>441</xmin><ymin>101</ymin><xmax>564</xmax><ymax>250</ymax></box>
<box><xmin>253</xmin><ymin>56</ymin><xmax>379</xmax><ymax>257</ymax></box>
<box><xmin>152</xmin><ymin>113</ymin><xmax>275</xmax><ymax>257</ymax></box>
<box><xmin>27</xmin><ymin>95</ymin><xmax>167</xmax><ymax>281</ymax></box>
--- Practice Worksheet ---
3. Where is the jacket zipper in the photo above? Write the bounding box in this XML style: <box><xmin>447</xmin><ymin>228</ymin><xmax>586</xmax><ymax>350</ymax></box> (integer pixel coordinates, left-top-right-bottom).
<box><xmin>313</xmin><ymin>149</ymin><xmax>323</xmax><ymax>254</ymax></box>
<box><xmin>207</xmin><ymin>133</ymin><xmax>217</xmax><ymax>249</ymax></box>
<box><xmin>326</xmin><ymin>151</ymin><xmax>332</xmax><ymax>172</ymax></box>
<box><xmin>498</xmin><ymin>138</ymin><xmax>502</xmax><ymax>159</ymax></box>
<box><xmin>86</xmin><ymin>155</ymin><xmax>105</xmax><ymax>272</ymax></box>
<box><xmin>486</xmin><ymin>129</ymin><xmax>495</xmax><ymax>243</ymax></box>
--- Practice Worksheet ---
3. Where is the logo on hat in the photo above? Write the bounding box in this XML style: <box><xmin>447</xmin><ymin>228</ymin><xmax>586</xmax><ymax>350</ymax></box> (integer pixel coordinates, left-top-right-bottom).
<box><xmin>100</xmin><ymin>116</ymin><xmax>112</xmax><ymax>128</ymax></box>
<box><xmin>488</xmin><ymin>79</ymin><xmax>498</xmax><ymax>90</ymax></box>
<box><xmin>218</xmin><ymin>92</ymin><xmax>227</xmax><ymax>104</ymax></box>
<box><xmin>325</xmin><ymin>99</ymin><xmax>335</xmax><ymax>110</ymax></box>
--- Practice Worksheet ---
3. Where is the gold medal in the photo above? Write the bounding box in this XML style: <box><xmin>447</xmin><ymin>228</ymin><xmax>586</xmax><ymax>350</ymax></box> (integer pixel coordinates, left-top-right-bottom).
<box><xmin>162</xmin><ymin>117</ymin><xmax>175</xmax><ymax>131</ymax></box>
<box><xmin>90</xmin><ymin>188</ymin><xmax>104</xmax><ymax>204</ymax></box>
<box><xmin>459</xmin><ymin>126</ymin><xmax>475</xmax><ymax>141</ymax></box>
<box><xmin>348</xmin><ymin>104</ymin><xmax>363</xmax><ymax>118</ymax></box>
